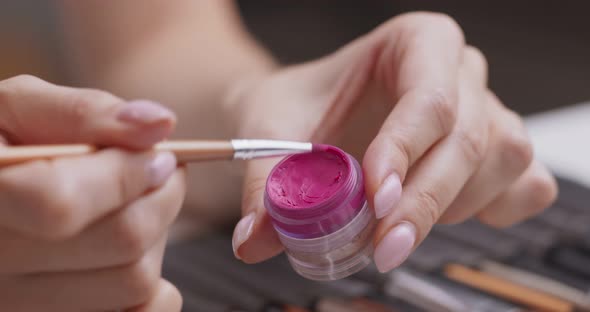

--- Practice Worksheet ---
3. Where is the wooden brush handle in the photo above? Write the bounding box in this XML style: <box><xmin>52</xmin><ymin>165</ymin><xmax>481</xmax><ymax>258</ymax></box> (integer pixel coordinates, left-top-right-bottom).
<box><xmin>156</xmin><ymin>140</ymin><xmax>234</xmax><ymax>162</ymax></box>
<box><xmin>0</xmin><ymin>140</ymin><xmax>234</xmax><ymax>167</ymax></box>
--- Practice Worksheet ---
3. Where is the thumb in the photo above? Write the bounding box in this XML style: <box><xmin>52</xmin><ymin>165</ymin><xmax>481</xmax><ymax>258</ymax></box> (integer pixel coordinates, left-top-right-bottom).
<box><xmin>232</xmin><ymin>158</ymin><xmax>283</xmax><ymax>263</ymax></box>
<box><xmin>0</xmin><ymin>75</ymin><xmax>175</xmax><ymax>148</ymax></box>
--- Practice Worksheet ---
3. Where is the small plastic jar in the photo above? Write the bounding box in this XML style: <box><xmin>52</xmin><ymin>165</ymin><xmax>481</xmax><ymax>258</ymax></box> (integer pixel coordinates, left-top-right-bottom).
<box><xmin>264</xmin><ymin>145</ymin><xmax>376</xmax><ymax>281</ymax></box>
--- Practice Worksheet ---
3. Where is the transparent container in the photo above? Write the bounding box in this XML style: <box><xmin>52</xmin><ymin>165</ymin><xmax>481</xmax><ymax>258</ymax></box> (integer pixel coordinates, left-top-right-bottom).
<box><xmin>264</xmin><ymin>146</ymin><xmax>376</xmax><ymax>281</ymax></box>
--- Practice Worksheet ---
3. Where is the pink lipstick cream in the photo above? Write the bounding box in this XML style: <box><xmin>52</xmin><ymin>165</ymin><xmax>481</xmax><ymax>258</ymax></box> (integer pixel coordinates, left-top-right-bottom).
<box><xmin>264</xmin><ymin>145</ymin><xmax>376</xmax><ymax>281</ymax></box>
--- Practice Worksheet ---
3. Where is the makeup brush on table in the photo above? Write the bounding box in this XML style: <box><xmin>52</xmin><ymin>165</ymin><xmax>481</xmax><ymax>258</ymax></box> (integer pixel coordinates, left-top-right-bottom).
<box><xmin>0</xmin><ymin>139</ymin><xmax>323</xmax><ymax>167</ymax></box>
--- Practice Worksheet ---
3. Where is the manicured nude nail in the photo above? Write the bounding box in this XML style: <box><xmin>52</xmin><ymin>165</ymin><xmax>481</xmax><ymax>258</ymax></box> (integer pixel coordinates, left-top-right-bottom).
<box><xmin>148</xmin><ymin>152</ymin><xmax>177</xmax><ymax>187</ymax></box>
<box><xmin>117</xmin><ymin>100</ymin><xmax>175</xmax><ymax>125</ymax></box>
<box><xmin>374</xmin><ymin>222</ymin><xmax>416</xmax><ymax>273</ymax></box>
<box><xmin>232</xmin><ymin>212</ymin><xmax>256</xmax><ymax>260</ymax></box>
<box><xmin>374</xmin><ymin>173</ymin><xmax>402</xmax><ymax>219</ymax></box>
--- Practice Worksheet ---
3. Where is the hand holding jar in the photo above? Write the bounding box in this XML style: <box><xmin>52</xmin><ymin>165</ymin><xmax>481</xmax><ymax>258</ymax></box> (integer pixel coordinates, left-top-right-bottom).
<box><xmin>231</xmin><ymin>12</ymin><xmax>558</xmax><ymax>276</ymax></box>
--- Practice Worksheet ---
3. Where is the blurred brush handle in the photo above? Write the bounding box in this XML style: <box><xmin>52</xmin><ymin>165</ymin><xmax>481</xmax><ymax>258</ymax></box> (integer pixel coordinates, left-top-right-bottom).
<box><xmin>0</xmin><ymin>140</ymin><xmax>235</xmax><ymax>167</ymax></box>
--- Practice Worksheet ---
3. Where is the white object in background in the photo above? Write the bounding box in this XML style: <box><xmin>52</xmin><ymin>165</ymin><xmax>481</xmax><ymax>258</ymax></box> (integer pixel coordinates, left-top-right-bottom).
<box><xmin>525</xmin><ymin>102</ymin><xmax>590</xmax><ymax>187</ymax></box>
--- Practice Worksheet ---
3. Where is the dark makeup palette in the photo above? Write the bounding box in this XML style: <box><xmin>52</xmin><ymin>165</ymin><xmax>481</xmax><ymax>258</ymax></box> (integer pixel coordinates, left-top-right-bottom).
<box><xmin>163</xmin><ymin>176</ymin><xmax>590</xmax><ymax>312</ymax></box>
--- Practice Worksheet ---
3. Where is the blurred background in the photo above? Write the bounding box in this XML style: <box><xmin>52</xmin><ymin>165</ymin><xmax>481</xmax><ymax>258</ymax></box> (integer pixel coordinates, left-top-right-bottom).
<box><xmin>0</xmin><ymin>1</ymin><xmax>588</xmax><ymax>115</ymax></box>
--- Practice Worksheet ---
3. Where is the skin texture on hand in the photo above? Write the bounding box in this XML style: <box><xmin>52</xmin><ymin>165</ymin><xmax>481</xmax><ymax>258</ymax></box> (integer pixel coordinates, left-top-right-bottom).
<box><xmin>230</xmin><ymin>12</ymin><xmax>558</xmax><ymax>271</ymax></box>
<box><xmin>58</xmin><ymin>0</ymin><xmax>276</xmax><ymax>226</ymax></box>
<box><xmin>0</xmin><ymin>75</ymin><xmax>185</xmax><ymax>311</ymax></box>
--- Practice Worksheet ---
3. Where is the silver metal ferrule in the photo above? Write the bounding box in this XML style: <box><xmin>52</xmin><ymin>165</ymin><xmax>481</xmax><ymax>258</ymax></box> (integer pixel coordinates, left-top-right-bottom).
<box><xmin>231</xmin><ymin>139</ymin><xmax>313</xmax><ymax>160</ymax></box>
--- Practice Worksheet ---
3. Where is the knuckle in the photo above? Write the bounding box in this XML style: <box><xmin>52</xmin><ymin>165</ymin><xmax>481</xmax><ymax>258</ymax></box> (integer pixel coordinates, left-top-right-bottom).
<box><xmin>396</xmin><ymin>12</ymin><xmax>465</xmax><ymax>44</ymax></box>
<box><xmin>0</xmin><ymin>75</ymin><xmax>44</xmax><ymax>105</ymax></box>
<box><xmin>391</xmin><ymin>136</ymin><xmax>413</xmax><ymax>170</ymax></box>
<box><xmin>420</xmin><ymin>88</ymin><xmax>458</xmax><ymax>135</ymax></box>
<box><xmin>373</xmin><ymin>132</ymin><xmax>413</xmax><ymax>170</ymax></box>
<box><xmin>2</xmin><ymin>75</ymin><xmax>44</xmax><ymax>88</ymax></box>
<box><xmin>104</xmin><ymin>149</ymin><xmax>146</xmax><ymax>205</ymax></box>
<box><xmin>464</xmin><ymin>46</ymin><xmax>488</xmax><ymax>75</ymax></box>
<box><xmin>112</xmin><ymin>210</ymin><xmax>152</xmax><ymax>261</ymax></box>
<box><xmin>66</xmin><ymin>92</ymin><xmax>96</xmax><ymax>122</ymax></box>
<box><xmin>66</xmin><ymin>89</ymin><xmax>107</xmax><ymax>120</ymax></box>
<box><xmin>36</xmin><ymin>188</ymin><xmax>77</xmax><ymax>240</ymax></box>
<box><xmin>121</xmin><ymin>258</ymin><xmax>161</xmax><ymax>306</ymax></box>
<box><xmin>414</xmin><ymin>188</ymin><xmax>444</xmax><ymax>227</ymax></box>
<box><xmin>116</xmin><ymin>164</ymin><xmax>134</xmax><ymax>204</ymax></box>
<box><xmin>103</xmin><ymin>149</ymin><xmax>140</xmax><ymax>203</ymax></box>
<box><xmin>527</xmin><ymin>173</ymin><xmax>558</xmax><ymax>213</ymax></box>
<box><xmin>498</xmin><ymin>131</ymin><xmax>534</xmax><ymax>173</ymax></box>
<box><xmin>30</xmin><ymin>164</ymin><xmax>79</xmax><ymax>240</ymax></box>
<box><xmin>408</xmin><ymin>87</ymin><xmax>458</xmax><ymax>135</ymax></box>
<box><xmin>453</xmin><ymin>127</ymin><xmax>488</xmax><ymax>166</ymax></box>
<box><xmin>64</xmin><ymin>89</ymin><xmax>121</xmax><ymax>128</ymax></box>
<box><xmin>426</xmin><ymin>13</ymin><xmax>465</xmax><ymax>43</ymax></box>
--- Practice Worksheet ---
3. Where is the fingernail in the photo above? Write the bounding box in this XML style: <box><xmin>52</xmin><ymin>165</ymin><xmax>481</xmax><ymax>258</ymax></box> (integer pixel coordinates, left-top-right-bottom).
<box><xmin>374</xmin><ymin>222</ymin><xmax>416</xmax><ymax>273</ymax></box>
<box><xmin>117</xmin><ymin>100</ymin><xmax>175</xmax><ymax>125</ymax></box>
<box><xmin>374</xmin><ymin>173</ymin><xmax>402</xmax><ymax>219</ymax></box>
<box><xmin>232</xmin><ymin>212</ymin><xmax>256</xmax><ymax>260</ymax></box>
<box><xmin>148</xmin><ymin>152</ymin><xmax>177</xmax><ymax>187</ymax></box>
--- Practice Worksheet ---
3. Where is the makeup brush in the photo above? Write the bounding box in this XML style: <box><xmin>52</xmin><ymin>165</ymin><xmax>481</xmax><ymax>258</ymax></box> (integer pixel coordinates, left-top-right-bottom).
<box><xmin>0</xmin><ymin>139</ymin><xmax>323</xmax><ymax>167</ymax></box>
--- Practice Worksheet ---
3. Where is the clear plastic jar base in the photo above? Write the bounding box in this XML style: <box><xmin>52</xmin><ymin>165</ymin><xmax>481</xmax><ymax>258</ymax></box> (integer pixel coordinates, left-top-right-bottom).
<box><xmin>287</xmin><ymin>241</ymin><xmax>374</xmax><ymax>281</ymax></box>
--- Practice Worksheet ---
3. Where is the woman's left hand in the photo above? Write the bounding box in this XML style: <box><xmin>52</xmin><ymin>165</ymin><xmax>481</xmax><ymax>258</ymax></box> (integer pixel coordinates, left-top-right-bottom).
<box><xmin>229</xmin><ymin>12</ymin><xmax>557</xmax><ymax>272</ymax></box>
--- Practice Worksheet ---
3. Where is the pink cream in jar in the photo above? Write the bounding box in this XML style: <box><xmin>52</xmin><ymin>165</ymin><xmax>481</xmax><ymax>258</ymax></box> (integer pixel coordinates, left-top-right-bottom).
<box><xmin>264</xmin><ymin>145</ymin><xmax>376</xmax><ymax>281</ymax></box>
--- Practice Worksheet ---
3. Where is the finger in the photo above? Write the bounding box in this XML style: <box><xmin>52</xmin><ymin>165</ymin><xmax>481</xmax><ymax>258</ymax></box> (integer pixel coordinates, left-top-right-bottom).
<box><xmin>372</xmin><ymin>56</ymin><xmax>490</xmax><ymax>273</ymax></box>
<box><xmin>232</xmin><ymin>158</ymin><xmax>283</xmax><ymax>263</ymax></box>
<box><xmin>0</xmin><ymin>149</ymin><xmax>177</xmax><ymax>240</ymax></box>
<box><xmin>127</xmin><ymin>279</ymin><xmax>183</xmax><ymax>312</ymax></box>
<box><xmin>0</xmin><ymin>169</ymin><xmax>185</xmax><ymax>274</ymax></box>
<box><xmin>0</xmin><ymin>75</ymin><xmax>175</xmax><ymax>148</ymax></box>
<box><xmin>374</xmin><ymin>13</ymin><xmax>466</xmax><ymax>96</ymax></box>
<box><xmin>0</xmin><ymin>236</ymin><xmax>168</xmax><ymax>311</ymax></box>
<box><xmin>363</xmin><ymin>13</ymin><xmax>466</xmax><ymax>218</ymax></box>
<box><xmin>440</xmin><ymin>95</ymin><xmax>533</xmax><ymax>223</ymax></box>
<box><xmin>477</xmin><ymin>161</ymin><xmax>558</xmax><ymax>227</ymax></box>
<box><xmin>462</xmin><ymin>46</ymin><xmax>489</xmax><ymax>85</ymax></box>
<box><xmin>234</xmin><ymin>13</ymin><xmax>467</xmax><ymax>264</ymax></box>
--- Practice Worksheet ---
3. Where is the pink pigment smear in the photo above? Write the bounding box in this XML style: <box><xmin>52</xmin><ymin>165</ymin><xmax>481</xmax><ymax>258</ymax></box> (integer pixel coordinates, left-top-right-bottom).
<box><xmin>267</xmin><ymin>145</ymin><xmax>350</xmax><ymax>209</ymax></box>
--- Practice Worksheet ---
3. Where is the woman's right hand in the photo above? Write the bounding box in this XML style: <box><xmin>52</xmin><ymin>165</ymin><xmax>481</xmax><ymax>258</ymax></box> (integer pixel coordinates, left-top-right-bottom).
<box><xmin>0</xmin><ymin>75</ymin><xmax>184</xmax><ymax>312</ymax></box>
